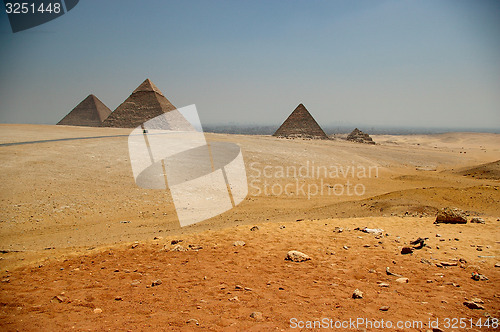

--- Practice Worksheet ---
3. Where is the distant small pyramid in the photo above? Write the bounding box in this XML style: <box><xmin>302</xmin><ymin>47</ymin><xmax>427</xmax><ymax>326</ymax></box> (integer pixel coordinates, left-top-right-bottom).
<box><xmin>57</xmin><ymin>94</ymin><xmax>111</xmax><ymax>127</ymax></box>
<box><xmin>102</xmin><ymin>79</ymin><xmax>191</xmax><ymax>129</ymax></box>
<box><xmin>347</xmin><ymin>128</ymin><xmax>375</xmax><ymax>144</ymax></box>
<box><xmin>273</xmin><ymin>104</ymin><xmax>329</xmax><ymax>139</ymax></box>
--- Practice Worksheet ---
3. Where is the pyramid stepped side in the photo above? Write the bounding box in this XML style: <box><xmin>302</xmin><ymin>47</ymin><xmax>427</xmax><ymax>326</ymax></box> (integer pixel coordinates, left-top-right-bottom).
<box><xmin>347</xmin><ymin>128</ymin><xmax>375</xmax><ymax>144</ymax></box>
<box><xmin>273</xmin><ymin>104</ymin><xmax>329</xmax><ymax>139</ymax></box>
<box><xmin>102</xmin><ymin>79</ymin><xmax>192</xmax><ymax>129</ymax></box>
<box><xmin>57</xmin><ymin>94</ymin><xmax>112</xmax><ymax>127</ymax></box>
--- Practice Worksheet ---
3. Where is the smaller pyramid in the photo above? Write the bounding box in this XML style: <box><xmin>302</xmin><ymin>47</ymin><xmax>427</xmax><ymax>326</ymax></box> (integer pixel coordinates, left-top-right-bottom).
<box><xmin>273</xmin><ymin>104</ymin><xmax>329</xmax><ymax>140</ymax></box>
<box><xmin>57</xmin><ymin>94</ymin><xmax>111</xmax><ymax>127</ymax></box>
<box><xmin>347</xmin><ymin>128</ymin><xmax>375</xmax><ymax>144</ymax></box>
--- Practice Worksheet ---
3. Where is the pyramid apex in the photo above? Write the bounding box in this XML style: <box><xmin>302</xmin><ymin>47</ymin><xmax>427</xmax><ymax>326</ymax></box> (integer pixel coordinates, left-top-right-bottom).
<box><xmin>133</xmin><ymin>79</ymin><xmax>164</xmax><ymax>96</ymax></box>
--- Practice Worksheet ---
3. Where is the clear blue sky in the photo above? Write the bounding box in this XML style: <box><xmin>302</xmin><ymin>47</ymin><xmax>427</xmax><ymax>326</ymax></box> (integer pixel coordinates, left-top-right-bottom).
<box><xmin>0</xmin><ymin>0</ymin><xmax>499</xmax><ymax>129</ymax></box>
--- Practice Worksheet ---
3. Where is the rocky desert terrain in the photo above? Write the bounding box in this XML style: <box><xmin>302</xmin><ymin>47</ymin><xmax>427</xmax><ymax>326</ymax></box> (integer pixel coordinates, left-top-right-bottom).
<box><xmin>0</xmin><ymin>124</ymin><xmax>499</xmax><ymax>331</ymax></box>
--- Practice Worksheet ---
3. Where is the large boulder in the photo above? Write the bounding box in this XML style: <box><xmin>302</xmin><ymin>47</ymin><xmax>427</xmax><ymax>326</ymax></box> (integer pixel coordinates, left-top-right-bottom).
<box><xmin>434</xmin><ymin>207</ymin><xmax>468</xmax><ymax>224</ymax></box>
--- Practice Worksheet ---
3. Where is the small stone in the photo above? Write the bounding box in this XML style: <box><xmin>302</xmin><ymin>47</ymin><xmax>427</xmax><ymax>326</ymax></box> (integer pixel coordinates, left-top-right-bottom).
<box><xmin>471</xmin><ymin>297</ymin><xmax>484</xmax><ymax>304</ymax></box>
<box><xmin>233</xmin><ymin>241</ymin><xmax>246</xmax><ymax>247</ymax></box>
<box><xmin>395</xmin><ymin>278</ymin><xmax>409</xmax><ymax>283</ymax></box>
<box><xmin>464</xmin><ymin>301</ymin><xmax>485</xmax><ymax>310</ymax></box>
<box><xmin>171</xmin><ymin>239</ymin><xmax>183</xmax><ymax>245</ymax></box>
<box><xmin>228</xmin><ymin>296</ymin><xmax>239</xmax><ymax>302</ymax></box>
<box><xmin>470</xmin><ymin>217</ymin><xmax>485</xmax><ymax>224</ymax></box>
<box><xmin>368</xmin><ymin>269</ymin><xmax>376</xmax><ymax>273</ymax></box>
<box><xmin>151</xmin><ymin>279</ymin><xmax>162</xmax><ymax>287</ymax></box>
<box><xmin>436</xmin><ymin>234</ymin><xmax>441</xmax><ymax>237</ymax></box>
<box><xmin>153</xmin><ymin>236</ymin><xmax>163</xmax><ymax>240</ymax></box>
<box><xmin>285</xmin><ymin>250</ymin><xmax>311</xmax><ymax>262</ymax></box>
<box><xmin>440</xmin><ymin>261</ymin><xmax>458</xmax><ymax>266</ymax></box>
<box><xmin>495</xmin><ymin>263</ymin><xmax>500</xmax><ymax>268</ymax></box>
<box><xmin>378</xmin><ymin>283</ymin><xmax>390</xmax><ymax>287</ymax></box>
<box><xmin>51</xmin><ymin>295</ymin><xmax>66</xmax><ymax>303</ymax></box>
<box><xmin>250</xmin><ymin>311</ymin><xmax>263</xmax><ymax>320</ymax></box>
<box><xmin>379</xmin><ymin>306</ymin><xmax>389</xmax><ymax>311</ymax></box>
<box><xmin>250</xmin><ymin>226</ymin><xmax>259</xmax><ymax>231</ymax></box>
<box><xmin>279</xmin><ymin>225</ymin><xmax>285</xmax><ymax>229</ymax></box>
<box><xmin>171</xmin><ymin>244</ymin><xmax>188</xmax><ymax>252</ymax></box>
<box><xmin>401</xmin><ymin>247</ymin><xmax>413</xmax><ymax>254</ymax></box>
<box><xmin>115</xmin><ymin>296</ymin><xmax>123</xmax><ymax>301</ymax></box>
<box><xmin>426</xmin><ymin>280</ymin><xmax>433</xmax><ymax>283</ymax></box>
<box><xmin>93</xmin><ymin>308</ymin><xmax>102</xmax><ymax>314</ymax></box>
<box><xmin>352</xmin><ymin>289</ymin><xmax>363</xmax><ymax>299</ymax></box>
<box><xmin>343</xmin><ymin>245</ymin><xmax>349</xmax><ymax>250</ymax></box>
<box><xmin>186</xmin><ymin>318</ymin><xmax>199</xmax><ymax>325</ymax></box>
<box><xmin>235</xmin><ymin>285</ymin><xmax>243</xmax><ymax>290</ymax></box>
<box><xmin>188</xmin><ymin>244</ymin><xmax>203</xmax><ymax>251</ymax></box>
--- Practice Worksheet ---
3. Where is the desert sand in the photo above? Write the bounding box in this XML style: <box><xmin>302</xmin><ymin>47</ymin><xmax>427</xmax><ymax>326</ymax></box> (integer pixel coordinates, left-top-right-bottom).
<box><xmin>0</xmin><ymin>124</ymin><xmax>499</xmax><ymax>331</ymax></box>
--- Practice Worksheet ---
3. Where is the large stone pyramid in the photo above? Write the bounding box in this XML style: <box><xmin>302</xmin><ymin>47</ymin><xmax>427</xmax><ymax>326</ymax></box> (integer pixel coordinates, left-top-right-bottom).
<box><xmin>102</xmin><ymin>79</ymin><xmax>190</xmax><ymax>129</ymax></box>
<box><xmin>57</xmin><ymin>94</ymin><xmax>111</xmax><ymax>127</ymax></box>
<box><xmin>273</xmin><ymin>103</ymin><xmax>329</xmax><ymax>139</ymax></box>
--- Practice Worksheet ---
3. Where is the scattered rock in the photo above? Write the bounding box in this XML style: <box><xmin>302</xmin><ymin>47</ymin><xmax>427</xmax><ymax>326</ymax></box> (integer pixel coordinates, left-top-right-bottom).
<box><xmin>378</xmin><ymin>283</ymin><xmax>390</xmax><ymax>288</ymax></box>
<box><xmin>93</xmin><ymin>308</ymin><xmax>102</xmax><ymax>314</ymax></box>
<box><xmin>434</xmin><ymin>207</ymin><xmax>467</xmax><ymax>224</ymax></box>
<box><xmin>379</xmin><ymin>306</ymin><xmax>390</xmax><ymax>311</ymax></box>
<box><xmin>395</xmin><ymin>278</ymin><xmax>409</xmax><ymax>283</ymax></box>
<box><xmin>464</xmin><ymin>301</ymin><xmax>485</xmax><ymax>310</ymax></box>
<box><xmin>228</xmin><ymin>296</ymin><xmax>239</xmax><ymax>302</ymax></box>
<box><xmin>279</xmin><ymin>225</ymin><xmax>286</xmax><ymax>229</ymax></box>
<box><xmin>51</xmin><ymin>295</ymin><xmax>66</xmax><ymax>303</ymax></box>
<box><xmin>188</xmin><ymin>244</ymin><xmax>203</xmax><ymax>251</ymax></box>
<box><xmin>186</xmin><ymin>318</ymin><xmax>199</xmax><ymax>325</ymax></box>
<box><xmin>410</xmin><ymin>237</ymin><xmax>429</xmax><ymax>249</ymax></box>
<box><xmin>440</xmin><ymin>261</ymin><xmax>458</xmax><ymax>267</ymax></box>
<box><xmin>119</xmin><ymin>220</ymin><xmax>130</xmax><ymax>224</ymax></box>
<box><xmin>250</xmin><ymin>226</ymin><xmax>259</xmax><ymax>231</ymax></box>
<box><xmin>285</xmin><ymin>250</ymin><xmax>311</xmax><ymax>262</ymax></box>
<box><xmin>471</xmin><ymin>297</ymin><xmax>484</xmax><ymax>304</ymax></box>
<box><xmin>356</xmin><ymin>227</ymin><xmax>384</xmax><ymax>235</ymax></box>
<box><xmin>171</xmin><ymin>244</ymin><xmax>188</xmax><ymax>252</ymax></box>
<box><xmin>401</xmin><ymin>247</ymin><xmax>413</xmax><ymax>255</ymax></box>
<box><xmin>250</xmin><ymin>311</ymin><xmax>263</xmax><ymax>320</ymax></box>
<box><xmin>385</xmin><ymin>267</ymin><xmax>402</xmax><ymax>277</ymax></box>
<box><xmin>470</xmin><ymin>217</ymin><xmax>485</xmax><ymax>224</ymax></box>
<box><xmin>471</xmin><ymin>272</ymin><xmax>488</xmax><ymax>281</ymax></box>
<box><xmin>233</xmin><ymin>241</ymin><xmax>246</xmax><ymax>247</ymax></box>
<box><xmin>334</xmin><ymin>227</ymin><xmax>343</xmax><ymax>233</ymax></box>
<box><xmin>171</xmin><ymin>239</ymin><xmax>183</xmax><ymax>245</ymax></box>
<box><xmin>352</xmin><ymin>289</ymin><xmax>363</xmax><ymax>299</ymax></box>
<box><xmin>151</xmin><ymin>279</ymin><xmax>162</xmax><ymax>287</ymax></box>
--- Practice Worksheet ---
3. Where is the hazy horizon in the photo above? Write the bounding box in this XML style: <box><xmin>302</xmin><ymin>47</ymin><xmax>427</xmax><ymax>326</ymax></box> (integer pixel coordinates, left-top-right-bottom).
<box><xmin>1</xmin><ymin>1</ymin><xmax>499</xmax><ymax>130</ymax></box>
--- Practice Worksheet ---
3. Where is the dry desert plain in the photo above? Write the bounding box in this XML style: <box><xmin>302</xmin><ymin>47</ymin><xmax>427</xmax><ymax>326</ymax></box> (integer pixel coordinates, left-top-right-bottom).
<box><xmin>0</xmin><ymin>124</ymin><xmax>499</xmax><ymax>331</ymax></box>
